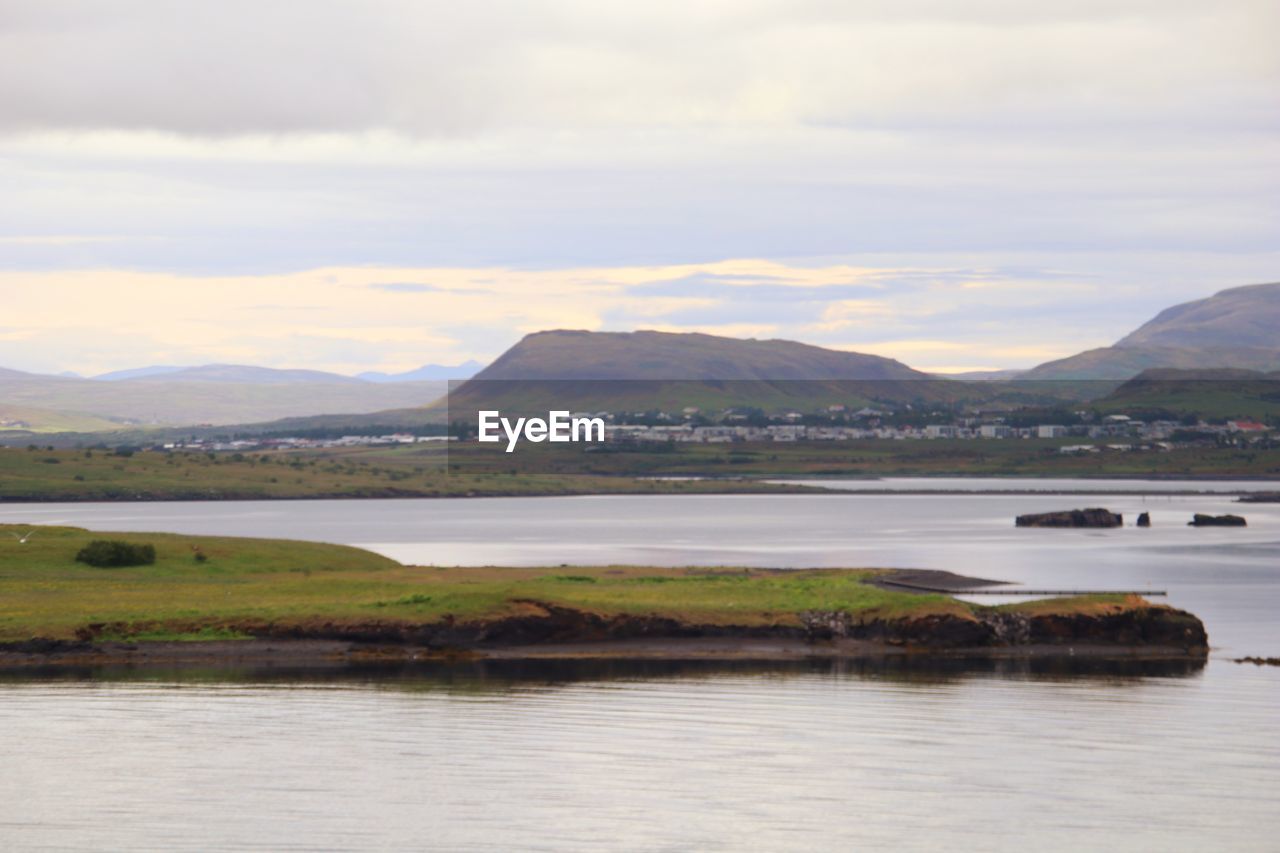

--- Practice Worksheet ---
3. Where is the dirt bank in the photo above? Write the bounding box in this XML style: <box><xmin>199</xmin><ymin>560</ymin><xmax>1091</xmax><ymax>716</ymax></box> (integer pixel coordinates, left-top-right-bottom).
<box><xmin>0</xmin><ymin>596</ymin><xmax>1207</xmax><ymax>670</ymax></box>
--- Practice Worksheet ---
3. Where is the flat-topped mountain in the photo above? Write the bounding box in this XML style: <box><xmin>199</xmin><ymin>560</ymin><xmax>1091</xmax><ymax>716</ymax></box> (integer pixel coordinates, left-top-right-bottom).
<box><xmin>475</xmin><ymin>330</ymin><xmax>928</xmax><ymax>381</ymax></box>
<box><xmin>1024</xmin><ymin>283</ymin><xmax>1280</xmax><ymax>379</ymax></box>
<box><xmin>449</xmin><ymin>329</ymin><xmax>975</xmax><ymax>416</ymax></box>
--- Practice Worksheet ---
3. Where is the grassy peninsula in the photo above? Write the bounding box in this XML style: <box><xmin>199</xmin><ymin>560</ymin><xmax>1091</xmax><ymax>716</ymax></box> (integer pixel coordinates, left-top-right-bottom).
<box><xmin>0</xmin><ymin>525</ymin><xmax>1206</xmax><ymax>661</ymax></box>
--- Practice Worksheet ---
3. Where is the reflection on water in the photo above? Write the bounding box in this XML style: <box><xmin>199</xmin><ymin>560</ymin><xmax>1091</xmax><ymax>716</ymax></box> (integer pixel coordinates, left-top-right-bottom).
<box><xmin>2</xmin><ymin>659</ymin><xmax>1275</xmax><ymax>851</ymax></box>
<box><xmin>0</xmin><ymin>654</ymin><xmax>1211</xmax><ymax>690</ymax></box>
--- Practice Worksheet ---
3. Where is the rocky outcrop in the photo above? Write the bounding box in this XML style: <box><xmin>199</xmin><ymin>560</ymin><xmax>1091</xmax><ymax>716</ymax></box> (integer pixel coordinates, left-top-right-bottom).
<box><xmin>1136</xmin><ymin>512</ymin><xmax>1151</xmax><ymax>527</ymax></box>
<box><xmin>1188</xmin><ymin>513</ymin><xmax>1247</xmax><ymax>527</ymax></box>
<box><xmin>800</xmin><ymin>605</ymin><xmax>1204</xmax><ymax>650</ymax></box>
<box><xmin>1016</xmin><ymin>508</ymin><xmax>1123</xmax><ymax>528</ymax></box>
<box><xmin>59</xmin><ymin>599</ymin><xmax>1208</xmax><ymax>655</ymax></box>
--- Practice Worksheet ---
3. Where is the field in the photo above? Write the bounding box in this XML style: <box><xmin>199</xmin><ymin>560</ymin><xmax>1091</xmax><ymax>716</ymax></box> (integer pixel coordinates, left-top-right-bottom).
<box><xmin>0</xmin><ymin>445</ymin><xmax>816</xmax><ymax>501</ymax></box>
<box><xmin>0</xmin><ymin>524</ymin><xmax>1131</xmax><ymax>644</ymax></box>
<box><xmin>447</xmin><ymin>438</ymin><xmax>1280</xmax><ymax>480</ymax></box>
<box><xmin>1</xmin><ymin>439</ymin><xmax>1278</xmax><ymax>504</ymax></box>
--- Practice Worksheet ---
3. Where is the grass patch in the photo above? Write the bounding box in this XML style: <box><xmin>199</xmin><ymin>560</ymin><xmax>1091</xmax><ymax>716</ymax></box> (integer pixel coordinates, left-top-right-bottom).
<box><xmin>0</xmin><ymin>524</ymin><xmax>1157</xmax><ymax>643</ymax></box>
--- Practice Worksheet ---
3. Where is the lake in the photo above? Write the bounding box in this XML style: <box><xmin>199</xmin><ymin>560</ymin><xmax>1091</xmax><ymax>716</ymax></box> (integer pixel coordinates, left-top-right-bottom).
<box><xmin>3</xmin><ymin>481</ymin><xmax>1279</xmax><ymax>849</ymax></box>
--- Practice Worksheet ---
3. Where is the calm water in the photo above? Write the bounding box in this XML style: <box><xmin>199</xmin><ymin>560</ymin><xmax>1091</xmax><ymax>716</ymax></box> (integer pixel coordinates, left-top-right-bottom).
<box><xmin>3</xmin><ymin>482</ymin><xmax>1279</xmax><ymax>849</ymax></box>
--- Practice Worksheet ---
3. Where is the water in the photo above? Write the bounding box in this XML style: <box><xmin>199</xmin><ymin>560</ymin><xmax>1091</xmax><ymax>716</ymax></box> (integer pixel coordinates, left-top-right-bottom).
<box><xmin>3</xmin><ymin>482</ymin><xmax>1280</xmax><ymax>849</ymax></box>
<box><xmin>769</xmin><ymin>476</ymin><xmax>1280</xmax><ymax>493</ymax></box>
<box><xmin>5</xmin><ymin>483</ymin><xmax>1279</xmax><ymax>655</ymax></box>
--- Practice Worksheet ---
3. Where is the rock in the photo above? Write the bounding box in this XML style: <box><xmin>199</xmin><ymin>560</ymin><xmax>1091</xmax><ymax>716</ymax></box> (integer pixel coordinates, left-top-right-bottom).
<box><xmin>1136</xmin><ymin>512</ymin><xmax>1151</xmax><ymax>527</ymax></box>
<box><xmin>1188</xmin><ymin>513</ymin><xmax>1246</xmax><ymax>527</ymax></box>
<box><xmin>1015</xmin><ymin>508</ymin><xmax>1123</xmax><ymax>528</ymax></box>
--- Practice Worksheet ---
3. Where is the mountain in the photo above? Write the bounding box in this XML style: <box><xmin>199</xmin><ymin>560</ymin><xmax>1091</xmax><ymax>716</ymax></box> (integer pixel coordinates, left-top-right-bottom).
<box><xmin>476</xmin><ymin>330</ymin><xmax>928</xmax><ymax>381</ymax></box>
<box><xmin>448</xmin><ymin>329</ymin><xmax>977</xmax><ymax>416</ymax></box>
<box><xmin>94</xmin><ymin>366</ymin><xmax>189</xmax><ymax>381</ymax></box>
<box><xmin>936</xmin><ymin>369</ymin><xmax>1024</xmax><ymax>381</ymax></box>
<box><xmin>358</xmin><ymin>361</ymin><xmax>485</xmax><ymax>382</ymax></box>
<box><xmin>1023</xmin><ymin>283</ymin><xmax>1280</xmax><ymax>380</ymax></box>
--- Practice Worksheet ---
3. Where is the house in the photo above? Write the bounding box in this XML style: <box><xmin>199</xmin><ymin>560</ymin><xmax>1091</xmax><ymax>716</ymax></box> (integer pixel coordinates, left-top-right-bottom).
<box><xmin>1227</xmin><ymin>420</ymin><xmax>1269</xmax><ymax>432</ymax></box>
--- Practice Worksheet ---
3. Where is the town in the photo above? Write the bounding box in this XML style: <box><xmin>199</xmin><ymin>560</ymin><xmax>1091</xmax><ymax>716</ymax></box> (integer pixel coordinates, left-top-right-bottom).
<box><xmin>145</xmin><ymin>406</ymin><xmax>1273</xmax><ymax>454</ymax></box>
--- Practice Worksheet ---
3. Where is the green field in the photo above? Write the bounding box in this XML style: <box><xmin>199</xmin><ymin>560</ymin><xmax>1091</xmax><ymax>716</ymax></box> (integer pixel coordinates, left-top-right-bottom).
<box><xmin>0</xmin><ymin>445</ymin><xmax>820</xmax><ymax>501</ymax></box>
<box><xmin>0</xmin><ymin>524</ymin><xmax>1130</xmax><ymax>643</ymax></box>
<box><xmin>1</xmin><ymin>439</ymin><xmax>1278</xmax><ymax>504</ymax></box>
<box><xmin>448</xmin><ymin>438</ymin><xmax>1280</xmax><ymax>480</ymax></box>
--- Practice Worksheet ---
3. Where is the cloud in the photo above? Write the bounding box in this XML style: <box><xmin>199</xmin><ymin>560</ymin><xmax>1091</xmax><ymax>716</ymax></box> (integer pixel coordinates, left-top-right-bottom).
<box><xmin>0</xmin><ymin>2</ymin><xmax>1275</xmax><ymax>376</ymax></box>
<box><xmin>3</xmin><ymin>256</ymin><xmax>1279</xmax><ymax>376</ymax></box>
<box><xmin>368</xmin><ymin>282</ymin><xmax>438</xmax><ymax>294</ymax></box>
<box><xmin>1</xmin><ymin>2</ymin><xmax>1275</xmax><ymax>137</ymax></box>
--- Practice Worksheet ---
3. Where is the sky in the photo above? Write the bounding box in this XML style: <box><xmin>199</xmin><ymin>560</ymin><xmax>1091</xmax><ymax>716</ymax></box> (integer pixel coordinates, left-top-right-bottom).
<box><xmin>1</xmin><ymin>0</ymin><xmax>1277</xmax><ymax>376</ymax></box>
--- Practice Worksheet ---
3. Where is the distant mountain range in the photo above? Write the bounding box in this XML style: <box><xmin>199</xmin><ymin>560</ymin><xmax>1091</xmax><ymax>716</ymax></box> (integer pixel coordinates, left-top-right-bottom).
<box><xmin>93</xmin><ymin>362</ymin><xmax>483</xmax><ymax>384</ymax></box>
<box><xmin>4</xmin><ymin>282</ymin><xmax>1277</xmax><ymax>435</ymax></box>
<box><xmin>0</xmin><ymin>364</ymin><xmax>447</xmax><ymax>430</ymax></box>
<box><xmin>1022</xmin><ymin>282</ymin><xmax>1280</xmax><ymax>379</ymax></box>
<box><xmin>357</xmin><ymin>361</ymin><xmax>484</xmax><ymax>382</ymax></box>
<box><xmin>95</xmin><ymin>364</ymin><xmax>368</xmax><ymax>384</ymax></box>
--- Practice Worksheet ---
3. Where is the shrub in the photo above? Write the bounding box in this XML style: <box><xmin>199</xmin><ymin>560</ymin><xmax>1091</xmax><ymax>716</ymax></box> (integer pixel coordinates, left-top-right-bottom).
<box><xmin>75</xmin><ymin>540</ymin><xmax>156</xmax><ymax>568</ymax></box>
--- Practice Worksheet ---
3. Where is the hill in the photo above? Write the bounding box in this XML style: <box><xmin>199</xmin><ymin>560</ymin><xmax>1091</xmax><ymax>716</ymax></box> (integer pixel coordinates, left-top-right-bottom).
<box><xmin>0</xmin><ymin>403</ymin><xmax>126</xmax><ymax>434</ymax></box>
<box><xmin>1095</xmin><ymin>368</ymin><xmax>1280</xmax><ymax>420</ymax></box>
<box><xmin>1024</xmin><ymin>283</ymin><xmax>1280</xmax><ymax>380</ymax></box>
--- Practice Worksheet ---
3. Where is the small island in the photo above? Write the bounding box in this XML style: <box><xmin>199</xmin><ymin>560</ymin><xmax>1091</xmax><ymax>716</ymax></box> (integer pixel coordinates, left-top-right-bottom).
<box><xmin>0</xmin><ymin>524</ymin><xmax>1208</xmax><ymax>667</ymax></box>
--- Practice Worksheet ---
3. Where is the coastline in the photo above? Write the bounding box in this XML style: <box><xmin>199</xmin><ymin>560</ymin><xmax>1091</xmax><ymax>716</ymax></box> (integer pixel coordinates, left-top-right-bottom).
<box><xmin>0</xmin><ymin>635</ymin><xmax>1209</xmax><ymax>671</ymax></box>
<box><xmin>0</xmin><ymin>526</ymin><xmax>1212</xmax><ymax>671</ymax></box>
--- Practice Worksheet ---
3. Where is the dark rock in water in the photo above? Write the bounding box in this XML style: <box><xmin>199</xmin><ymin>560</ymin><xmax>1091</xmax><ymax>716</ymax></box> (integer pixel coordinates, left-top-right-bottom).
<box><xmin>1237</xmin><ymin>493</ymin><xmax>1280</xmax><ymax>504</ymax></box>
<box><xmin>1015</xmin><ymin>508</ymin><xmax>1123</xmax><ymax>528</ymax></box>
<box><xmin>1136</xmin><ymin>512</ymin><xmax>1151</xmax><ymax>527</ymax></box>
<box><xmin>1188</xmin><ymin>513</ymin><xmax>1246</xmax><ymax>527</ymax></box>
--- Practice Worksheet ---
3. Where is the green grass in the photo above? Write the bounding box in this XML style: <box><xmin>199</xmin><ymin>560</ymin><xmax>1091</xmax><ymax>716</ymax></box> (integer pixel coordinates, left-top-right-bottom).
<box><xmin>0</xmin><ymin>524</ymin><xmax>1135</xmax><ymax>643</ymax></box>
<box><xmin>0</xmin><ymin>445</ymin><xmax>820</xmax><ymax>501</ymax></box>
<box><xmin>3</xmin><ymin>439</ymin><xmax>1276</xmax><ymax>505</ymax></box>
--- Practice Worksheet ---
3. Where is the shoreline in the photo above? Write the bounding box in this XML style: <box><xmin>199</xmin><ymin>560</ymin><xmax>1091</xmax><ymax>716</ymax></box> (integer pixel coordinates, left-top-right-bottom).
<box><xmin>0</xmin><ymin>635</ymin><xmax>1210</xmax><ymax>671</ymax></box>
<box><xmin>1</xmin><ymin>480</ymin><xmax>1277</xmax><ymax>504</ymax></box>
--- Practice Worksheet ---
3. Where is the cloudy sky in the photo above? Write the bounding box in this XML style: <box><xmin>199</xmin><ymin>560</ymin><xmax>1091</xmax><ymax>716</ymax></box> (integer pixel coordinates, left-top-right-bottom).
<box><xmin>1</xmin><ymin>0</ymin><xmax>1277</xmax><ymax>375</ymax></box>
